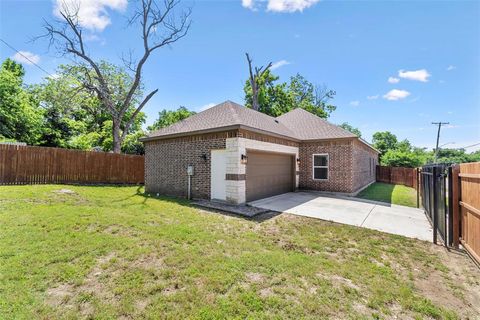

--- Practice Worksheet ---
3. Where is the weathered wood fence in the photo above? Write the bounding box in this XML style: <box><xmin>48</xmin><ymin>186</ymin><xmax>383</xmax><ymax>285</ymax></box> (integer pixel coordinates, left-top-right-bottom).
<box><xmin>0</xmin><ymin>144</ymin><xmax>144</xmax><ymax>185</ymax></box>
<box><xmin>451</xmin><ymin>162</ymin><xmax>480</xmax><ymax>264</ymax></box>
<box><xmin>376</xmin><ymin>165</ymin><xmax>418</xmax><ymax>189</ymax></box>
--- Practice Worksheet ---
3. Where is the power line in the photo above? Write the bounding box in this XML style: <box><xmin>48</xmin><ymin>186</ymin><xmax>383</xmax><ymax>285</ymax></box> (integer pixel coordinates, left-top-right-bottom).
<box><xmin>0</xmin><ymin>38</ymin><xmax>53</xmax><ymax>77</ymax></box>
<box><xmin>460</xmin><ymin>142</ymin><xmax>480</xmax><ymax>149</ymax></box>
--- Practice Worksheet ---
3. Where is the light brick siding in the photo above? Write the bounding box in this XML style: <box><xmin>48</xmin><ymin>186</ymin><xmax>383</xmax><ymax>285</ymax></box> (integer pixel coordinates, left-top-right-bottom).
<box><xmin>299</xmin><ymin>139</ymin><xmax>355</xmax><ymax>193</ymax></box>
<box><xmin>144</xmin><ymin>132</ymin><xmax>235</xmax><ymax>199</ymax></box>
<box><xmin>352</xmin><ymin>139</ymin><xmax>378</xmax><ymax>192</ymax></box>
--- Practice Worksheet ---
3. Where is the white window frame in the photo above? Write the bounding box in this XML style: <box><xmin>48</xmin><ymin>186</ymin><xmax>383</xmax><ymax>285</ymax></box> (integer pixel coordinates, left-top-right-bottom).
<box><xmin>312</xmin><ymin>153</ymin><xmax>329</xmax><ymax>181</ymax></box>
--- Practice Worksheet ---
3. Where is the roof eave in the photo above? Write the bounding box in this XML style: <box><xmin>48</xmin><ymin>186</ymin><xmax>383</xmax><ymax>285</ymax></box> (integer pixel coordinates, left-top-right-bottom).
<box><xmin>140</xmin><ymin>124</ymin><xmax>302</xmax><ymax>143</ymax></box>
<box><xmin>139</xmin><ymin>125</ymin><xmax>242</xmax><ymax>142</ymax></box>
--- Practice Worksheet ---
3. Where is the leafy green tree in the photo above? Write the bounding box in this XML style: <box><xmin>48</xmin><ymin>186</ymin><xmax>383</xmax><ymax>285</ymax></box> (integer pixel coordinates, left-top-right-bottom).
<box><xmin>381</xmin><ymin>149</ymin><xmax>423</xmax><ymax>168</ymax></box>
<box><xmin>30</xmin><ymin>63</ymin><xmax>146</xmax><ymax>153</ymax></box>
<box><xmin>372</xmin><ymin>131</ymin><xmax>398</xmax><ymax>157</ymax></box>
<box><xmin>433</xmin><ymin>148</ymin><xmax>480</xmax><ymax>164</ymax></box>
<box><xmin>0</xmin><ymin>59</ymin><xmax>43</xmax><ymax>144</ymax></box>
<box><xmin>288</xmin><ymin>74</ymin><xmax>336</xmax><ymax>118</ymax></box>
<box><xmin>148</xmin><ymin>106</ymin><xmax>196</xmax><ymax>131</ymax></box>
<box><xmin>339</xmin><ymin>122</ymin><xmax>362</xmax><ymax>137</ymax></box>
<box><xmin>243</xmin><ymin>70</ymin><xmax>336</xmax><ymax>118</ymax></box>
<box><xmin>121</xmin><ymin>130</ymin><xmax>146</xmax><ymax>155</ymax></box>
<box><xmin>396</xmin><ymin>139</ymin><xmax>413</xmax><ymax>152</ymax></box>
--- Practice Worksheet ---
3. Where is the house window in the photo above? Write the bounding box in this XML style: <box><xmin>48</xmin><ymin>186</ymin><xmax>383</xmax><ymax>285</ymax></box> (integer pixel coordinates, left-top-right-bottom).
<box><xmin>313</xmin><ymin>154</ymin><xmax>328</xmax><ymax>180</ymax></box>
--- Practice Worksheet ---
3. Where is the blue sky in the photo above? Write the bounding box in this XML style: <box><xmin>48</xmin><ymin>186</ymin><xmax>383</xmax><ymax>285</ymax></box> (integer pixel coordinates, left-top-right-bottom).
<box><xmin>1</xmin><ymin>0</ymin><xmax>479</xmax><ymax>151</ymax></box>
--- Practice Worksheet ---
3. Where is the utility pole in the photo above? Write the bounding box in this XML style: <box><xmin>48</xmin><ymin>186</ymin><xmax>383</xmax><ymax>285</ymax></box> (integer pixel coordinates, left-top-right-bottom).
<box><xmin>432</xmin><ymin>122</ymin><xmax>449</xmax><ymax>163</ymax></box>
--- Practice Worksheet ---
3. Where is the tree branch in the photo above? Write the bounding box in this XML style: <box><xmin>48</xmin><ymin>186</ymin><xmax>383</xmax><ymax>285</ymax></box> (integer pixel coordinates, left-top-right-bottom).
<box><xmin>121</xmin><ymin>89</ymin><xmax>159</xmax><ymax>140</ymax></box>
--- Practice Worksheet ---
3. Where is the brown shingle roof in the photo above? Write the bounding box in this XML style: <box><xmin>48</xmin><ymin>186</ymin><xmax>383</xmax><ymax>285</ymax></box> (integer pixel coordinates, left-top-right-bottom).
<box><xmin>144</xmin><ymin>101</ymin><xmax>297</xmax><ymax>140</ymax></box>
<box><xmin>143</xmin><ymin>101</ymin><xmax>357</xmax><ymax>142</ymax></box>
<box><xmin>276</xmin><ymin>108</ymin><xmax>356</xmax><ymax>140</ymax></box>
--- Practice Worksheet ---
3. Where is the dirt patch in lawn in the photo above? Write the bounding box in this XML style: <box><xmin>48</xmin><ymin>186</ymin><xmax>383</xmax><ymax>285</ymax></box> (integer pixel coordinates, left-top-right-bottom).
<box><xmin>51</xmin><ymin>189</ymin><xmax>90</xmax><ymax>205</ymax></box>
<box><xmin>103</xmin><ymin>224</ymin><xmax>141</xmax><ymax>237</ymax></box>
<box><xmin>45</xmin><ymin>252</ymin><xmax>166</xmax><ymax>317</ymax></box>
<box><xmin>46</xmin><ymin>253</ymin><xmax>117</xmax><ymax>317</ymax></box>
<box><xmin>413</xmin><ymin>246</ymin><xmax>480</xmax><ymax>318</ymax></box>
<box><xmin>378</xmin><ymin>242</ymin><xmax>480</xmax><ymax>319</ymax></box>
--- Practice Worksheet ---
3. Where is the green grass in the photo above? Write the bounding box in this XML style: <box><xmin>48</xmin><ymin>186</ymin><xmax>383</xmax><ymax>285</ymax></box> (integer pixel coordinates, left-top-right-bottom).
<box><xmin>0</xmin><ymin>185</ymin><xmax>472</xmax><ymax>319</ymax></box>
<box><xmin>356</xmin><ymin>182</ymin><xmax>418</xmax><ymax>207</ymax></box>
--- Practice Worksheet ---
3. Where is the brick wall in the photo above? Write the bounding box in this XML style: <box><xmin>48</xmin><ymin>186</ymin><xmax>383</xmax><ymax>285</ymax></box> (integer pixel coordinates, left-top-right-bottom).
<box><xmin>352</xmin><ymin>139</ymin><xmax>378</xmax><ymax>192</ymax></box>
<box><xmin>299</xmin><ymin>139</ymin><xmax>355</xmax><ymax>193</ymax></box>
<box><xmin>144</xmin><ymin>133</ymin><xmax>229</xmax><ymax>199</ymax></box>
<box><xmin>144</xmin><ymin>130</ymin><xmax>378</xmax><ymax>199</ymax></box>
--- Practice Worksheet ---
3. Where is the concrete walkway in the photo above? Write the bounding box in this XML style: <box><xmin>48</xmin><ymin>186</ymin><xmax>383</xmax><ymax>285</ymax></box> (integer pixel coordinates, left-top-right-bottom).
<box><xmin>249</xmin><ymin>192</ymin><xmax>433</xmax><ymax>241</ymax></box>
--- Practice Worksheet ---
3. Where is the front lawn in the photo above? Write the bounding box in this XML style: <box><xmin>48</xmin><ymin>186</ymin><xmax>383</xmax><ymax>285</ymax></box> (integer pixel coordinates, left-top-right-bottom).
<box><xmin>1</xmin><ymin>185</ymin><xmax>479</xmax><ymax>319</ymax></box>
<box><xmin>356</xmin><ymin>182</ymin><xmax>418</xmax><ymax>207</ymax></box>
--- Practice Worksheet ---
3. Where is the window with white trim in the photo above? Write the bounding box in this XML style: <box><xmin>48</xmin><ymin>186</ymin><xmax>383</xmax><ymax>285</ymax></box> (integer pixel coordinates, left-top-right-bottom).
<box><xmin>313</xmin><ymin>154</ymin><xmax>328</xmax><ymax>180</ymax></box>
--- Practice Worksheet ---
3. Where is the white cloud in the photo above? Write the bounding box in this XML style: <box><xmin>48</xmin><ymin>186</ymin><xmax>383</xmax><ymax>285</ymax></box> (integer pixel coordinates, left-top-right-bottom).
<box><xmin>53</xmin><ymin>0</ymin><xmax>128</xmax><ymax>31</ymax></box>
<box><xmin>446</xmin><ymin>65</ymin><xmax>456</xmax><ymax>71</ymax></box>
<box><xmin>367</xmin><ymin>95</ymin><xmax>379</xmax><ymax>100</ymax></box>
<box><xmin>11</xmin><ymin>51</ymin><xmax>40</xmax><ymax>65</ymax></box>
<box><xmin>398</xmin><ymin>69</ymin><xmax>431</xmax><ymax>82</ymax></box>
<box><xmin>270</xmin><ymin>60</ymin><xmax>290</xmax><ymax>70</ymax></box>
<box><xmin>388</xmin><ymin>77</ymin><xmax>400</xmax><ymax>84</ymax></box>
<box><xmin>199</xmin><ymin>103</ymin><xmax>217</xmax><ymax>111</ymax></box>
<box><xmin>383</xmin><ymin>89</ymin><xmax>410</xmax><ymax>101</ymax></box>
<box><xmin>242</xmin><ymin>0</ymin><xmax>255</xmax><ymax>9</ymax></box>
<box><xmin>349</xmin><ymin>100</ymin><xmax>360</xmax><ymax>107</ymax></box>
<box><xmin>267</xmin><ymin>0</ymin><xmax>320</xmax><ymax>12</ymax></box>
<box><xmin>244</xmin><ymin>0</ymin><xmax>319</xmax><ymax>12</ymax></box>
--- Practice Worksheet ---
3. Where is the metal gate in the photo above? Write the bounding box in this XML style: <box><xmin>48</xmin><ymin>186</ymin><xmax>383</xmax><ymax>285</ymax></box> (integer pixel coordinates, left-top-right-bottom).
<box><xmin>420</xmin><ymin>164</ymin><xmax>453</xmax><ymax>246</ymax></box>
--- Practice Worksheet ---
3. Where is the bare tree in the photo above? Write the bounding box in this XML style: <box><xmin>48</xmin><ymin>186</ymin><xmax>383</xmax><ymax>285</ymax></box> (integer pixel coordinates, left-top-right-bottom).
<box><xmin>245</xmin><ymin>53</ymin><xmax>272</xmax><ymax>111</ymax></box>
<box><xmin>40</xmin><ymin>0</ymin><xmax>191</xmax><ymax>153</ymax></box>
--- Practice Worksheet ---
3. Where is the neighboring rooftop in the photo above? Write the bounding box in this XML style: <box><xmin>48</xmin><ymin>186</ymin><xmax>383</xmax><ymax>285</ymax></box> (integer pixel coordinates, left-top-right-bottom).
<box><xmin>143</xmin><ymin>100</ymin><xmax>357</xmax><ymax>142</ymax></box>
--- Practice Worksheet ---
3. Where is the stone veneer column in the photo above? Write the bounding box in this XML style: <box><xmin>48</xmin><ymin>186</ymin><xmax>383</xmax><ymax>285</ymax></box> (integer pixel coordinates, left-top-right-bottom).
<box><xmin>225</xmin><ymin>137</ymin><xmax>246</xmax><ymax>204</ymax></box>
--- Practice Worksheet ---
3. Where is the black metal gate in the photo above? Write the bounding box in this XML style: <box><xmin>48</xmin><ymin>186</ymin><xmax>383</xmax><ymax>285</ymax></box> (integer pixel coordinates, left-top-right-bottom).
<box><xmin>420</xmin><ymin>164</ymin><xmax>453</xmax><ymax>246</ymax></box>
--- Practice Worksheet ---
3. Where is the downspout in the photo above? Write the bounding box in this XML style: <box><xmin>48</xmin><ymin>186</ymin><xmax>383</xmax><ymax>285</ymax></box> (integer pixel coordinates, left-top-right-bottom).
<box><xmin>187</xmin><ymin>174</ymin><xmax>191</xmax><ymax>200</ymax></box>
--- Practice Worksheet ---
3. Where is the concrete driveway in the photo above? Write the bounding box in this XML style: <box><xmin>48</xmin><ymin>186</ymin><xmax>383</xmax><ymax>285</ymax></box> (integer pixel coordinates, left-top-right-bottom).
<box><xmin>249</xmin><ymin>192</ymin><xmax>432</xmax><ymax>241</ymax></box>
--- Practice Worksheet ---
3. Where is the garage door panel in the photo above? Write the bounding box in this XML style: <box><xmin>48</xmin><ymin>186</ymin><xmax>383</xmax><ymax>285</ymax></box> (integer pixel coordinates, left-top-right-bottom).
<box><xmin>246</xmin><ymin>151</ymin><xmax>294</xmax><ymax>202</ymax></box>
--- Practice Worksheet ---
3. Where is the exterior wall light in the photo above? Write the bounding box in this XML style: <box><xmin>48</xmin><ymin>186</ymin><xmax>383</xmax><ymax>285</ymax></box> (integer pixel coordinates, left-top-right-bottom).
<box><xmin>297</xmin><ymin>158</ymin><xmax>300</xmax><ymax>165</ymax></box>
<box><xmin>201</xmin><ymin>153</ymin><xmax>207</xmax><ymax>161</ymax></box>
<box><xmin>241</xmin><ymin>154</ymin><xmax>248</xmax><ymax>164</ymax></box>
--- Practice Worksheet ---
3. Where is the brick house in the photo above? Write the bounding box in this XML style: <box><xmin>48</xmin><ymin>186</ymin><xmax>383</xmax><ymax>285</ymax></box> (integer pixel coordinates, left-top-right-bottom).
<box><xmin>141</xmin><ymin>101</ymin><xmax>379</xmax><ymax>204</ymax></box>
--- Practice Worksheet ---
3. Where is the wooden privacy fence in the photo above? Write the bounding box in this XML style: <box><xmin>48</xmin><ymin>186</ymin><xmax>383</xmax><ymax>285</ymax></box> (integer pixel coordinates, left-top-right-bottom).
<box><xmin>451</xmin><ymin>162</ymin><xmax>480</xmax><ymax>264</ymax></box>
<box><xmin>376</xmin><ymin>165</ymin><xmax>418</xmax><ymax>189</ymax></box>
<box><xmin>0</xmin><ymin>144</ymin><xmax>144</xmax><ymax>185</ymax></box>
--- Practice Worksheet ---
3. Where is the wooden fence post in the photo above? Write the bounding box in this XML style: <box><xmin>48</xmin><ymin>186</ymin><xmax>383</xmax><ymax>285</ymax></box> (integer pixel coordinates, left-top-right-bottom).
<box><xmin>451</xmin><ymin>164</ymin><xmax>460</xmax><ymax>248</ymax></box>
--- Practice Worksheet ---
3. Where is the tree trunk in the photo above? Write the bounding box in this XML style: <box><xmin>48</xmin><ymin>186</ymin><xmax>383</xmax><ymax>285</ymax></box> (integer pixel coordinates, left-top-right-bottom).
<box><xmin>250</xmin><ymin>81</ymin><xmax>259</xmax><ymax>111</ymax></box>
<box><xmin>112</xmin><ymin>118</ymin><xmax>122</xmax><ymax>153</ymax></box>
<box><xmin>251</xmin><ymin>82</ymin><xmax>259</xmax><ymax>111</ymax></box>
